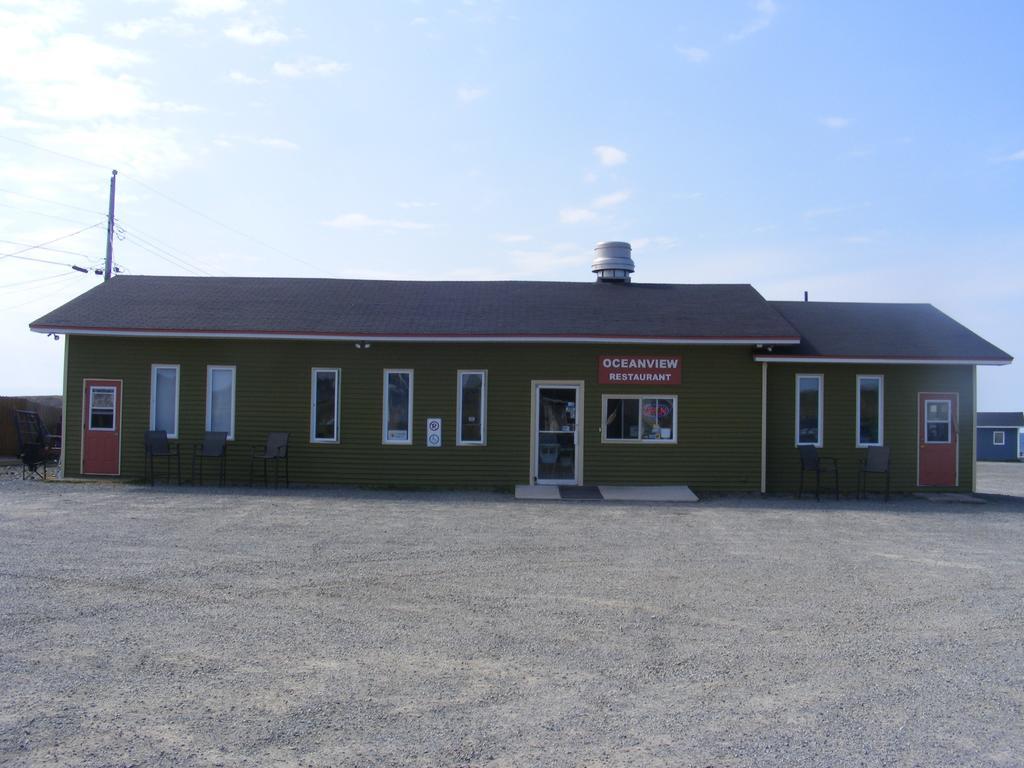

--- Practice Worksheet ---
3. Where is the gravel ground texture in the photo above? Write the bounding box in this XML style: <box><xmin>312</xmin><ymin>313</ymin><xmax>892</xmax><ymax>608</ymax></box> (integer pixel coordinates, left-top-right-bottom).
<box><xmin>1</xmin><ymin>464</ymin><xmax>1023</xmax><ymax>767</ymax></box>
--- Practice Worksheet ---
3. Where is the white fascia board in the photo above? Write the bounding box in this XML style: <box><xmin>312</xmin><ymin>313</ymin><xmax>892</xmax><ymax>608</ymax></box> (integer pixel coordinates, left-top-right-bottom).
<box><xmin>754</xmin><ymin>356</ymin><xmax>1012</xmax><ymax>366</ymax></box>
<box><xmin>33</xmin><ymin>327</ymin><xmax>801</xmax><ymax>346</ymax></box>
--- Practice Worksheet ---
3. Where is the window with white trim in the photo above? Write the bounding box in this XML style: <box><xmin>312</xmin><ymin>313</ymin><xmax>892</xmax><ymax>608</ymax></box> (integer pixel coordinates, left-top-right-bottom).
<box><xmin>310</xmin><ymin>368</ymin><xmax>340</xmax><ymax>443</ymax></box>
<box><xmin>206</xmin><ymin>365</ymin><xmax>236</xmax><ymax>440</ymax></box>
<box><xmin>856</xmin><ymin>375</ymin><xmax>883</xmax><ymax>447</ymax></box>
<box><xmin>795</xmin><ymin>374</ymin><xmax>823</xmax><ymax>447</ymax></box>
<box><xmin>993</xmin><ymin>430</ymin><xmax>1005</xmax><ymax>446</ymax></box>
<box><xmin>89</xmin><ymin>387</ymin><xmax>116</xmax><ymax>431</ymax></box>
<box><xmin>457</xmin><ymin>370</ymin><xmax>487</xmax><ymax>445</ymax></box>
<box><xmin>602</xmin><ymin>395</ymin><xmax>677</xmax><ymax>443</ymax></box>
<box><xmin>383</xmin><ymin>369</ymin><xmax>413</xmax><ymax>445</ymax></box>
<box><xmin>150</xmin><ymin>364</ymin><xmax>180</xmax><ymax>439</ymax></box>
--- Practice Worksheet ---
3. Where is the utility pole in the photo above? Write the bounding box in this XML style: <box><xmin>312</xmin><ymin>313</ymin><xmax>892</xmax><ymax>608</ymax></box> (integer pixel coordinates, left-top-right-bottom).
<box><xmin>104</xmin><ymin>169</ymin><xmax>118</xmax><ymax>281</ymax></box>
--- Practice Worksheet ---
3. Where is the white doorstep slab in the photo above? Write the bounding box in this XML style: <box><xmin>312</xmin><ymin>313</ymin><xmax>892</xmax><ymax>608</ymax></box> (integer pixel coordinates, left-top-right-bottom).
<box><xmin>514</xmin><ymin>485</ymin><xmax>561</xmax><ymax>500</ymax></box>
<box><xmin>598</xmin><ymin>485</ymin><xmax>699</xmax><ymax>502</ymax></box>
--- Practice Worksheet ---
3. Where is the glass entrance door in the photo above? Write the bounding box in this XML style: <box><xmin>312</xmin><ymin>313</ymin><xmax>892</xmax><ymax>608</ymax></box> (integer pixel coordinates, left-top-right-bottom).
<box><xmin>536</xmin><ymin>385</ymin><xmax>579</xmax><ymax>484</ymax></box>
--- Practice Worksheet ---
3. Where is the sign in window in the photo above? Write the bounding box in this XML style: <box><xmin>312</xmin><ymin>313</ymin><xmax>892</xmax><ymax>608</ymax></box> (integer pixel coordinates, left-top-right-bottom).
<box><xmin>602</xmin><ymin>396</ymin><xmax>676</xmax><ymax>442</ymax></box>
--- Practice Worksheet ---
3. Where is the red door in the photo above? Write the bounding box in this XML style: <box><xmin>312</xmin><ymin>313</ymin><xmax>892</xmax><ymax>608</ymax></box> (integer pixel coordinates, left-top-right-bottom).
<box><xmin>918</xmin><ymin>392</ymin><xmax>957</xmax><ymax>487</ymax></box>
<box><xmin>82</xmin><ymin>379</ymin><xmax>122</xmax><ymax>475</ymax></box>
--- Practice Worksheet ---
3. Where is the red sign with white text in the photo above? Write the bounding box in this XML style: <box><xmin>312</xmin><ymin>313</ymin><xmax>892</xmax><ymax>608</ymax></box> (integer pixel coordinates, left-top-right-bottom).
<box><xmin>598</xmin><ymin>356</ymin><xmax>681</xmax><ymax>385</ymax></box>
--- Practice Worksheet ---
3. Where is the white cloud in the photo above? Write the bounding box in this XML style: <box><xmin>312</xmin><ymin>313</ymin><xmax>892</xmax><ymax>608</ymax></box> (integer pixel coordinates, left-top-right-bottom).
<box><xmin>632</xmin><ymin>236</ymin><xmax>676</xmax><ymax>251</ymax></box>
<box><xmin>52</xmin><ymin>122</ymin><xmax>190</xmax><ymax>178</ymax></box>
<box><xmin>1004</xmin><ymin>149</ymin><xmax>1024</xmax><ymax>162</ymax></box>
<box><xmin>172</xmin><ymin>0</ymin><xmax>246</xmax><ymax>18</ymax></box>
<box><xmin>397</xmin><ymin>201</ymin><xmax>438</xmax><ymax>209</ymax></box>
<box><xmin>273</xmin><ymin>57</ymin><xmax>348</xmax><ymax>78</ymax></box>
<box><xmin>411</xmin><ymin>17</ymin><xmax>428</xmax><ymax>25</ymax></box>
<box><xmin>107</xmin><ymin>17</ymin><xmax>196</xmax><ymax>40</ymax></box>
<box><xmin>325</xmin><ymin>213</ymin><xmax>431</xmax><ymax>230</ymax></box>
<box><xmin>592</xmin><ymin>190</ymin><xmax>630</xmax><ymax>209</ymax></box>
<box><xmin>495</xmin><ymin>233</ymin><xmax>532</xmax><ymax>243</ymax></box>
<box><xmin>254</xmin><ymin>137</ymin><xmax>298</xmax><ymax>151</ymax></box>
<box><xmin>507</xmin><ymin>243</ymin><xmax>590</xmax><ymax>275</ymax></box>
<box><xmin>819</xmin><ymin>116</ymin><xmax>849</xmax><ymax>129</ymax></box>
<box><xmin>728</xmin><ymin>0</ymin><xmax>778</xmax><ymax>42</ymax></box>
<box><xmin>225</xmin><ymin>21</ymin><xmax>288</xmax><ymax>45</ymax></box>
<box><xmin>0</xmin><ymin>3</ymin><xmax>192</xmax><ymax>180</ymax></box>
<box><xmin>583</xmin><ymin>170</ymin><xmax>598</xmax><ymax>183</ymax></box>
<box><xmin>593</xmin><ymin>145</ymin><xmax>627</xmax><ymax>166</ymax></box>
<box><xmin>677</xmin><ymin>46</ymin><xmax>709</xmax><ymax>63</ymax></box>
<box><xmin>457</xmin><ymin>86</ymin><xmax>488</xmax><ymax>103</ymax></box>
<box><xmin>215</xmin><ymin>135</ymin><xmax>299</xmax><ymax>151</ymax></box>
<box><xmin>227</xmin><ymin>70</ymin><xmax>265</xmax><ymax>85</ymax></box>
<box><xmin>559</xmin><ymin>207</ymin><xmax>596</xmax><ymax>224</ymax></box>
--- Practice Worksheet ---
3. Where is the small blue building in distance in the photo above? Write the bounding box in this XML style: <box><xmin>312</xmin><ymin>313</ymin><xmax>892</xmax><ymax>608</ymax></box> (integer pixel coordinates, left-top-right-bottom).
<box><xmin>977</xmin><ymin>412</ymin><xmax>1024</xmax><ymax>461</ymax></box>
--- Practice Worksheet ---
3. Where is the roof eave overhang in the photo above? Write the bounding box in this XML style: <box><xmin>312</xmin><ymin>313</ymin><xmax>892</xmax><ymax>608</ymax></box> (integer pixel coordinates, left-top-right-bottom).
<box><xmin>754</xmin><ymin>355</ymin><xmax>1013</xmax><ymax>366</ymax></box>
<box><xmin>30</xmin><ymin>325</ymin><xmax>802</xmax><ymax>346</ymax></box>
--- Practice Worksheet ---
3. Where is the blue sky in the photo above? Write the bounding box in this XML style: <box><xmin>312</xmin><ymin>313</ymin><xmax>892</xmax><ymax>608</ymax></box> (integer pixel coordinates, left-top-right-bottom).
<box><xmin>1</xmin><ymin>0</ymin><xmax>1021</xmax><ymax>407</ymax></box>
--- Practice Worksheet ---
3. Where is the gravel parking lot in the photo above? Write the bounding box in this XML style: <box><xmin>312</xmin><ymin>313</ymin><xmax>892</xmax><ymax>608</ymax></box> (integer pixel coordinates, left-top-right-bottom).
<box><xmin>2</xmin><ymin>466</ymin><xmax>1023</xmax><ymax>767</ymax></box>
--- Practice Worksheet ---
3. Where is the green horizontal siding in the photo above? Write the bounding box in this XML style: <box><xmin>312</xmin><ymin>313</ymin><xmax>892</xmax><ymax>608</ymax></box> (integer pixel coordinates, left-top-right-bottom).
<box><xmin>765</xmin><ymin>363</ymin><xmax>975</xmax><ymax>494</ymax></box>
<box><xmin>63</xmin><ymin>337</ymin><xmax>763</xmax><ymax>491</ymax></box>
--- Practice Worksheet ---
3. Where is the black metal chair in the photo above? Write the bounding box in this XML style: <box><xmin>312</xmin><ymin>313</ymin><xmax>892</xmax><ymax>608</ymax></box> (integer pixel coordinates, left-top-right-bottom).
<box><xmin>191</xmin><ymin>431</ymin><xmax>228</xmax><ymax>486</ymax></box>
<box><xmin>857</xmin><ymin>445</ymin><xmax>891</xmax><ymax>501</ymax></box>
<box><xmin>14</xmin><ymin>409</ymin><xmax>61</xmax><ymax>480</ymax></box>
<box><xmin>798</xmin><ymin>445</ymin><xmax>839</xmax><ymax>501</ymax></box>
<box><xmin>144</xmin><ymin>430</ymin><xmax>180</xmax><ymax>486</ymax></box>
<box><xmin>250</xmin><ymin>432</ymin><xmax>289</xmax><ymax>488</ymax></box>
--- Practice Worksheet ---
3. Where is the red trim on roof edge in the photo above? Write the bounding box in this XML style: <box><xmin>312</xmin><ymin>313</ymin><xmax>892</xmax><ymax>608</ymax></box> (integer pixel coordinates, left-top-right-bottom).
<box><xmin>29</xmin><ymin>323</ymin><xmax>802</xmax><ymax>343</ymax></box>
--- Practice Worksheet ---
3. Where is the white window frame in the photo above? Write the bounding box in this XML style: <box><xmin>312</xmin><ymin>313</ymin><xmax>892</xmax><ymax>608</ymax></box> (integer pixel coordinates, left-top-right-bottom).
<box><xmin>993</xmin><ymin>430</ymin><xmax>1005</xmax><ymax>446</ymax></box>
<box><xmin>205</xmin><ymin>365</ymin><xmax>236</xmax><ymax>441</ymax></box>
<box><xmin>456</xmin><ymin>370</ymin><xmax>487</xmax><ymax>446</ymax></box>
<box><xmin>382</xmin><ymin>369</ymin><xmax>414</xmax><ymax>445</ymax></box>
<box><xmin>88</xmin><ymin>386</ymin><xmax>117</xmax><ymax>432</ymax></box>
<box><xmin>923</xmin><ymin>398</ymin><xmax>952</xmax><ymax>445</ymax></box>
<box><xmin>795</xmin><ymin>374</ymin><xmax>824</xmax><ymax>447</ymax></box>
<box><xmin>310</xmin><ymin>368</ymin><xmax>341</xmax><ymax>444</ymax></box>
<box><xmin>600</xmin><ymin>394</ymin><xmax>679</xmax><ymax>444</ymax></box>
<box><xmin>149</xmin><ymin>364</ymin><xmax>180</xmax><ymax>439</ymax></box>
<box><xmin>855</xmin><ymin>374</ymin><xmax>884</xmax><ymax>448</ymax></box>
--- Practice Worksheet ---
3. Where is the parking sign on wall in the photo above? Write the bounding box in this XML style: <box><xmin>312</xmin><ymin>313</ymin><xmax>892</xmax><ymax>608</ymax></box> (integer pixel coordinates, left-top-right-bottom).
<box><xmin>426</xmin><ymin>418</ymin><xmax>442</xmax><ymax>447</ymax></box>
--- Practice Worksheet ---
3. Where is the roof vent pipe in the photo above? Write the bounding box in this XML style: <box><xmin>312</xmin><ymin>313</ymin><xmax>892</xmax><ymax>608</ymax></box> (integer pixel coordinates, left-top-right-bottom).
<box><xmin>592</xmin><ymin>241</ymin><xmax>634</xmax><ymax>283</ymax></box>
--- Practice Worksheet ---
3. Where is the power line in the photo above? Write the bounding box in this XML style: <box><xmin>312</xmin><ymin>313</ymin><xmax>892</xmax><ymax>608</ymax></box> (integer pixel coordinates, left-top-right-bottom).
<box><xmin>3</xmin><ymin>273</ymin><xmax>89</xmax><ymax>312</ymax></box>
<box><xmin>0</xmin><ymin>199</ymin><xmax>99</xmax><ymax>227</ymax></box>
<box><xmin>115</xmin><ymin>222</ymin><xmax>218</xmax><ymax>276</ymax></box>
<box><xmin>0</xmin><ymin>187</ymin><xmax>107</xmax><ymax>217</ymax></box>
<box><xmin>119</xmin><ymin>234</ymin><xmax>210</xmax><ymax>277</ymax></box>
<box><xmin>0</xmin><ymin>271</ymin><xmax>87</xmax><ymax>292</ymax></box>
<box><xmin>0</xmin><ymin>238</ymin><xmax>97</xmax><ymax>260</ymax></box>
<box><xmin>0</xmin><ymin>133</ymin><xmax>112</xmax><ymax>172</ymax></box>
<box><xmin>0</xmin><ymin>223</ymin><xmax>104</xmax><ymax>262</ymax></box>
<box><xmin>0</xmin><ymin>132</ymin><xmax>334</xmax><ymax>277</ymax></box>
<box><xmin>120</xmin><ymin>175</ymin><xmax>335</xmax><ymax>276</ymax></box>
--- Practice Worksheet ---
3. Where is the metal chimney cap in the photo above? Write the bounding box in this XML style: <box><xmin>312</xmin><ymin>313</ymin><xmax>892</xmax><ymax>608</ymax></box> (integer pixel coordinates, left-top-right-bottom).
<box><xmin>592</xmin><ymin>241</ymin><xmax>634</xmax><ymax>283</ymax></box>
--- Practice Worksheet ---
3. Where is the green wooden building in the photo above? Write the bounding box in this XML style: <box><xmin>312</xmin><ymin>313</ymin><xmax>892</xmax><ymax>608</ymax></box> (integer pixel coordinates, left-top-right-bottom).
<box><xmin>30</xmin><ymin>242</ymin><xmax>1012</xmax><ymax>495</ymax></box>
